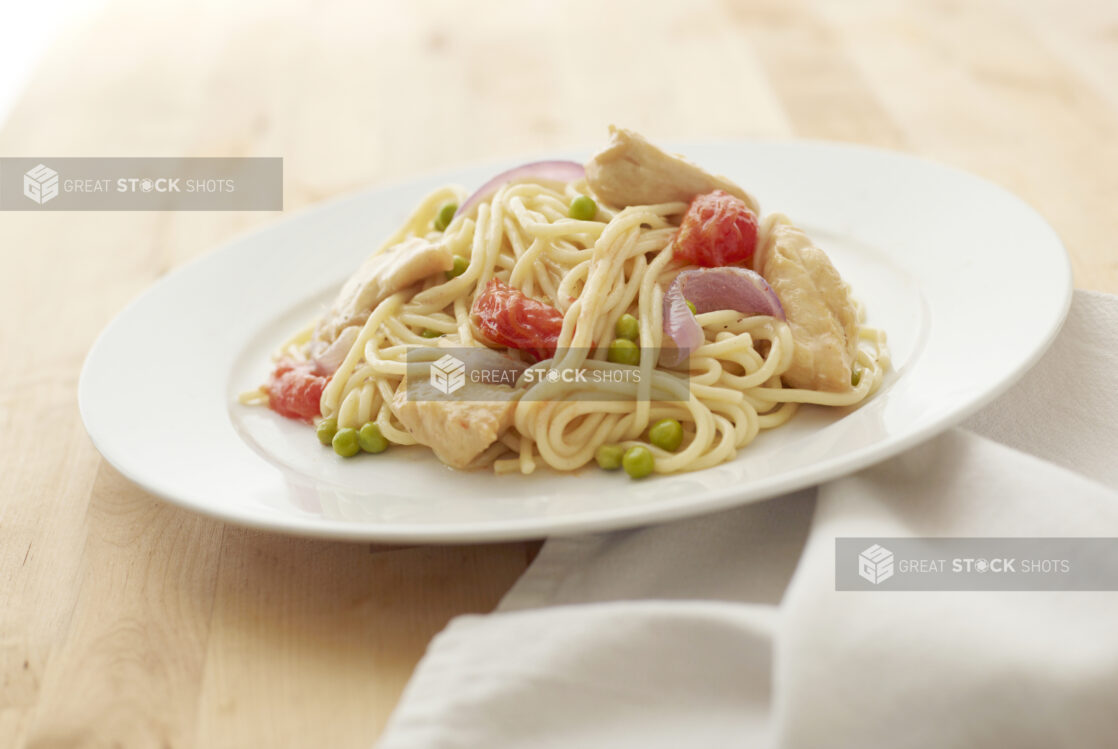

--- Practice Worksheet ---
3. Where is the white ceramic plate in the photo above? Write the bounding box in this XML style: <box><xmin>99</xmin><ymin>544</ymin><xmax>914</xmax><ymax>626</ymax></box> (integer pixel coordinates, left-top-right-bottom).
<box><xmin>79</xmin><ymin>141</ymin><xmax>1071</xmax><ymax>542</ymax></box>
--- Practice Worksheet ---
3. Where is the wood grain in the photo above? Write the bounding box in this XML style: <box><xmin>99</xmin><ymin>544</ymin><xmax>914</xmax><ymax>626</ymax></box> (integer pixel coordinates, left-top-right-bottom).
<box><xmin>2</xmin><ymin>0</ymin><xmax>1115</xmax><ymax>746</ymax></box>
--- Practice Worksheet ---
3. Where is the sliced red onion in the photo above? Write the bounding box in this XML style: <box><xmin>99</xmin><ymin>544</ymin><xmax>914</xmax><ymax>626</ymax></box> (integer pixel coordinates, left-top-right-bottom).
<box><xmin>659</xmin><ymin>268</ymin><xmax>785</xmax><ymax>368</ymax></box>
<box><xmin>456</xmin><ymin>160</ymin><xmax>585</xmax><ymax>217</ymax></box>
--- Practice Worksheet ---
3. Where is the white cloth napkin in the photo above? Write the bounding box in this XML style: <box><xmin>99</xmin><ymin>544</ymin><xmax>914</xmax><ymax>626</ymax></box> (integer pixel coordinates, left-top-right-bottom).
<box><xmin>376</xmin><ymin>290</ymin><xmax>1118</xmax><ymax>749</ymax></box>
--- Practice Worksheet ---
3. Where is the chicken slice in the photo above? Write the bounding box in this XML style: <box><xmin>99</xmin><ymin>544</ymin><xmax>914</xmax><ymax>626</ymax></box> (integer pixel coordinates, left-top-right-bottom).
<box><xmin>393</xmin><ymin>382</ymin><xmax>517</xmax><ymax>469</ymax></box>
<box><xmin>757</xmin><ymin>215</ymin><xmax>858</xmax><ymax>392</ymax></box>
<box><xmin>585</xmin><ymin>126</ymin><xmax>759</xmax><ymax>212</ymax></box>
<box><xmin>392</xmin><ymin>349</ymin><xmax>528</xmax><ymax>469</ymax></box>
<box><xmin>313</xmin><ymin>236</ymin><xmax>453</xmax><ymax>347</ymax></box>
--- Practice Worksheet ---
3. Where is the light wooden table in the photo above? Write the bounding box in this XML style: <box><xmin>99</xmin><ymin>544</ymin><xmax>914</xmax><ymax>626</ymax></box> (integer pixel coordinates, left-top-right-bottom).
<box><xmin>2</xmin><ymin>0</ymin><xmax>1116</xmax><ymax>746</ymax></box>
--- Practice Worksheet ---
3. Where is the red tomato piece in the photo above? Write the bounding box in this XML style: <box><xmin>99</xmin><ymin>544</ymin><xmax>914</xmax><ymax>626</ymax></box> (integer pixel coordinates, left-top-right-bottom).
<box><xmin>267</xmin><ymin>359</ymin><xmax>329</xmax><ymax>423</ymax></box>
<box><xmin>674</xmin><ymin>190</ymin><xmax>758</xmax><ymax>268</ymax></box>
<box><xmin>471</xmin><ymin>278</ymin><xmax>565</xmax><ymax>361</ymax></box>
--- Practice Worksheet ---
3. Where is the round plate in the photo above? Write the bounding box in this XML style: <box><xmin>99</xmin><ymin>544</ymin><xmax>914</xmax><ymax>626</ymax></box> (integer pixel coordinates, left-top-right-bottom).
<box><xmin>79</xmin><ymin>141</ymin><xmax>1071</xmax><ymax>542</ymax></box>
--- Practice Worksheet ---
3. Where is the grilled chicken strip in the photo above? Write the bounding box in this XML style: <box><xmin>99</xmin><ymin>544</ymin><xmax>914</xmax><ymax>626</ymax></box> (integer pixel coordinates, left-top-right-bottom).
<box><xmin>585</xmin><ymin>126</ymin><xmax>759</xmax><ymax>212</ymax></box>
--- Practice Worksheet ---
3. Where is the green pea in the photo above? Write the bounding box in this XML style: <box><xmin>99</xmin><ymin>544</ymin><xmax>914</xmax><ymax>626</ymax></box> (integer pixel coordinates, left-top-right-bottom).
<box><xmin>434</xmin><ymin>202</ymin><xmax>458</xmax><ymax>232</ymax></box>
<box><xmin>446</xmin><ymin>255</ymin><xmax>468</xmax><ymax>279</ymax></box>
<box><xmin>851</xmin><ymin>368</ymin><xmax>862</xmax><ymax>387</ymax></box>
<box><xmin>595</xmin><ymin>444</ymin><xmax>624</xmax><ymax>470</ymax></box>
<box><xmin>358</xmin><ymin>422</ymin><xmax>389</xmax><ymax>454</ymax></box>
<box><xmin>569</xmin><ymin>195</ymin><xmax>597</xmax><ymax>221</ymax></box>
<box><xmin>332</xmin><ymin>427</ymin><xmax>360</xmax><ymax>457</ymax></box>
<box><xmin>622</xmin><ymin>445</ymin><xmax>654</xmax><ymax>479</ymax></box>
<box><xmin>607</xmin><ymin>338</ymin><xmax>640</xmax><ymax>366</ymax></box>
<box><xmin>421</xmin><ymin>328</ymin><xmax>442</xmax><ymax>338</ymax></box>
<box><xmin>316</xmin><ymin>417</ymin><xmax>338</xmax><ymax>446</ymax></box>
<box><xmin>686</xmin><ymin>300</ymin><xmax>697</xmax><ymax>315</ymax></box>
<box><xmin>615</xmin><ymin>313</ymin><xmax>640</xmax><ymax>341</ymax></box>
<box><xmin>649</xmin><ymin>418</ymin><xmax>684</xmax><ymax>452</ymax></box>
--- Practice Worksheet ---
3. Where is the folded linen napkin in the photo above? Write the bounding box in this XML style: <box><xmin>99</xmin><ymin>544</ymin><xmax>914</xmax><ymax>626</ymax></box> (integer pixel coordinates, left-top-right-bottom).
<box><xmin>377</xmin><ymin>290</ymin><xmax>1118</xmax><ymax>749</ymax></box>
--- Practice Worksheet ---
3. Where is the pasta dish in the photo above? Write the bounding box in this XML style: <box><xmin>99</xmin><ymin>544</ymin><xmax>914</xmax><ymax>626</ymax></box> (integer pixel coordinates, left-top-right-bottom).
<box><xmin>241</xmin><ymin>127</ymin><xmax>889</xmax><ymax>479</ymax></box>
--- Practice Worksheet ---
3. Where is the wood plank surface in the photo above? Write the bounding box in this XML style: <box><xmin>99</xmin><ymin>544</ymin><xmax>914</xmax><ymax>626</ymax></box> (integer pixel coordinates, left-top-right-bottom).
<box><xmin>2</xmin><ymin>0</ymin><xmax>1116</xmax><ymax>746</ymax></box>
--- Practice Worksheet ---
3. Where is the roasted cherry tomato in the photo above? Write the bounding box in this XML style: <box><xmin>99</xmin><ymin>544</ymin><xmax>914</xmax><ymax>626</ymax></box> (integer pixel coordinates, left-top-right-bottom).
<box><xmin>267</xmin><ymin>359</ymin><xmax>329</xmax><ymax>422</ymax></box>
<box><xmin>471</xmin><ymin>278</ymin><xmax>565</xmax><ymax>361</ymax></box>
<box><xmin>674</xmin><ymin>190</ymin><xmax>758</xmax><ymax>268</ymax></box>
